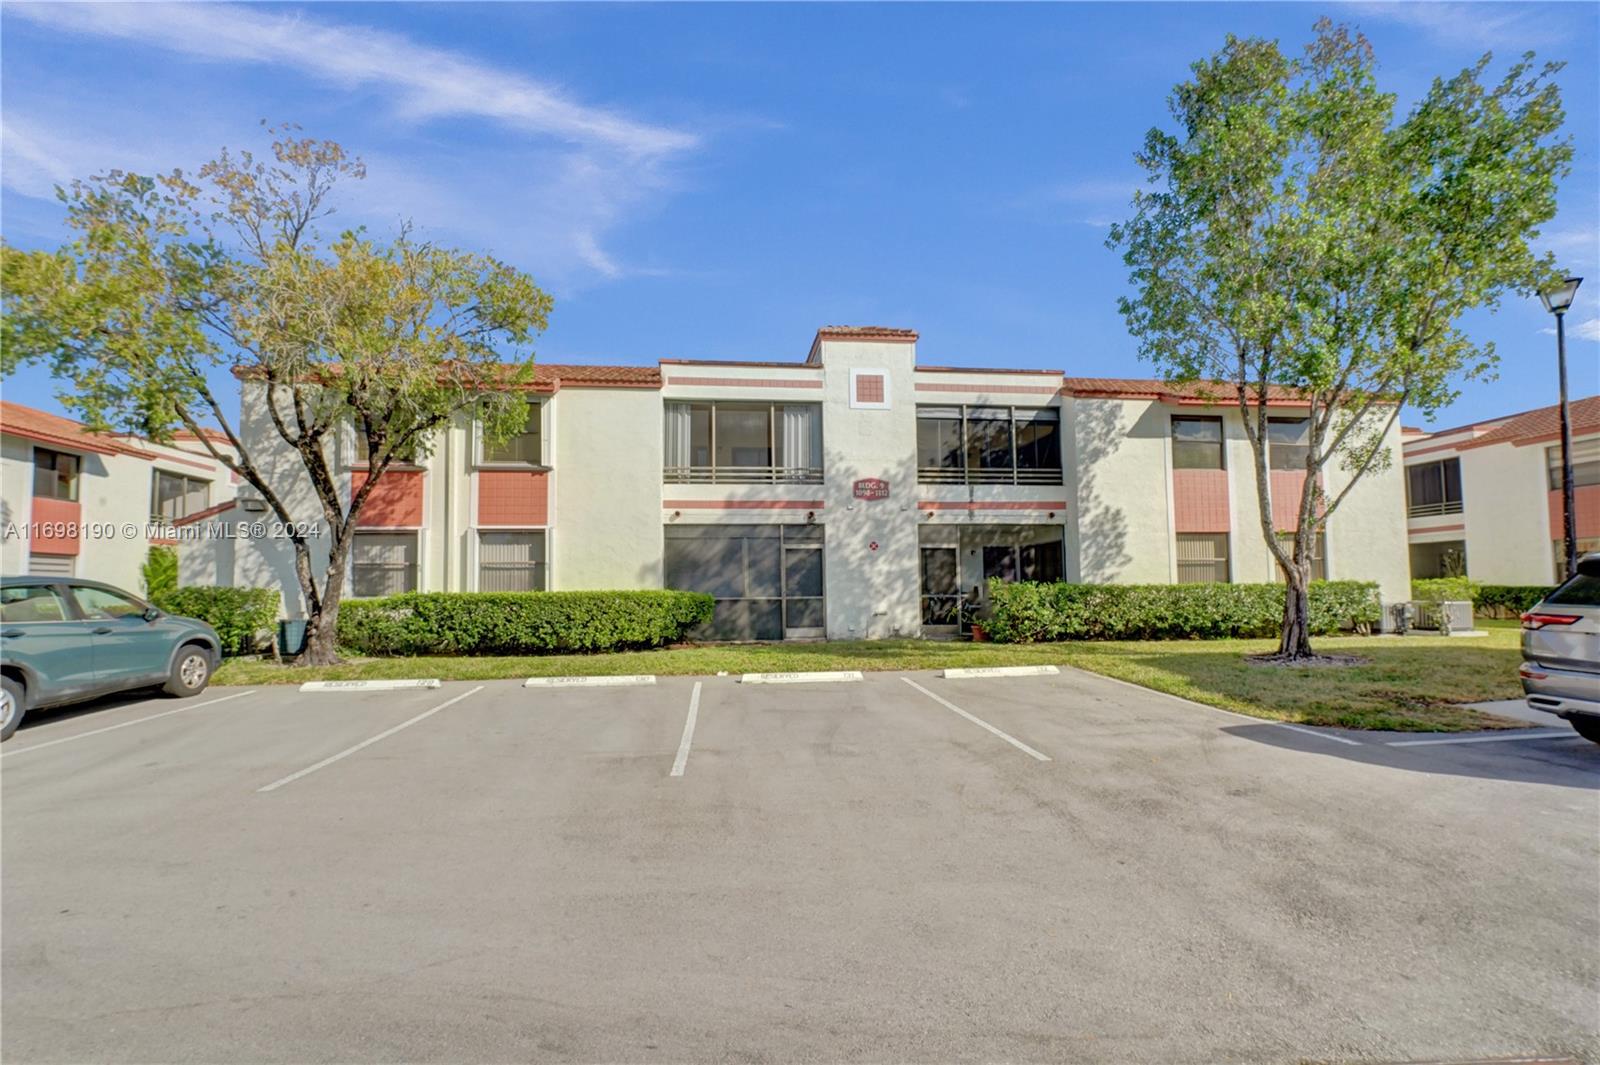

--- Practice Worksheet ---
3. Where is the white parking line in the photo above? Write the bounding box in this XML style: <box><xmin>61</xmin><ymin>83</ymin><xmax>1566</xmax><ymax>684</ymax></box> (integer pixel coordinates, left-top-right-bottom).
<box><xmin>256</xmin><ymin>686</ymin><xmax>484</xmax><ymax>793</ymax></box>
<box><xmin>1</xmin><ymin>690</ymin><xmax>258</xmax><ymax>759</ymax></box>
<box><xmin>1386</xmin><ymin>729</ymin><xmax>1578</xmax><ymax>748</ymax></box>
<box><xmin>901</xmin><ymin>677</ymin><xmax>1051</xmax><ymax>762</ymax></box>
<box><xmin>670</xmin><ymin>681</ymin><xmax>702</xmax><ymax>778</ymax></box>
<box><xmin>1275</xmin><ymin>723</ymin><xmax>1363</xmax><ymax>746</ymax></box>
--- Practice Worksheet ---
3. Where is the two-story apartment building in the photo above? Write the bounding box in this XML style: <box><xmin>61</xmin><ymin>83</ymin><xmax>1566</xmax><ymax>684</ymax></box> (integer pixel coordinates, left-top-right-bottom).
<box><xmin>189</xmin><ymin>326</ymin><xmax>1409</xmax><ymax>640</ymax></box>
<box><xmin>0</xmin><ymin>402</ymin><xmax>238</xmax><ymax>591</ymax></box>
<box><xmin>1404</xmin><ymin>395</ymin><xmax>1600</xmax><ymax>584</ymax></box>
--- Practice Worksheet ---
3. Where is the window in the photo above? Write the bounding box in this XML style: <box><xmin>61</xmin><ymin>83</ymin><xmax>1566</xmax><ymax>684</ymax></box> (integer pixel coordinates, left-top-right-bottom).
<box><xmin>482</xmin><ymin>402</ymin><xmax>543</xmax><ymax>465</ymax></box>
<box><xmin>151</xmin><ymin>471</ymin><xmax>210</xmax><ymax>523</ymax></box>
<box><xmin>71</xmin><ymin>585</ymin><xmax>148</xmax><ymax>620</ymax></box>
<box><xmin>0</xmin><ymin>585</ymin><xmax>69</xmax><ymax>623</ymax></box>
<box><xmin>26</xmin><ymin>554</ymin><xmax>74</xmax><ymax>578</ymax></box>
<box><xmin>1406</xmin><ymin>458</ymin><xmax>1463</xmax><ymax>517</ymax></box>
<box><xmin>663</xmin><ymin>524</ymin><xmax>825</xmax><ymax>640</ymax></box>
<box><xmin>915</xmin><ymin>406</ymin><xmax>1062</xmax><ymax>485</ymax></box>
<box><xmin>982</xmin><ymin>540</ymin><xmax>1065</xmax><ymax>586</ymax></box>
<box><xmin>478</xmin><ymin>530</ymin><xmax>546</xmax><ymax>591</ymax></box>
<box><xmin>351</xmin><ymin>532</ymin><xmax>419</xmax><ymax>597</ymax></box>
<box><xmin>1171</xmin><ymin>417</ymin><xmax>1223</xmax><ymax>470</ymax></box>
<box><xmin>1547</xmin><ymin>552</ymin><xmax>1600</xmax><ymax>604</ymax></box>
<box><xmin>32</xmin><ymin>449</ymin><xmax>79</xmax><ymax>501</ymax></box>
<box><xmin>1274</xmin><ymin>532</ymin><xmax>1328</xmax><ymax>581</ymax></box>
<box><xmin>663</xmin><ymin>403</ymin><xmax>821</xmax><ymax>484</ymax></box>
<box><xmin>1268</xmin><ymin>418</ymin><xmax>1310</xmax><ymax>471</ymax></box>
<box><xmin>1546</xmin><ymin>438</ymin><xmax>1600</xmax><ymax>490</ymax></box>
<box><xmin>850</xmin><ymin>370</ymin><xmax>889</xmax><ymax>409</ymax></box>
<box><xmin>1176</xmin><ymin>532</ymin><xmax>1229</xmax><ymax>583</ymax></box>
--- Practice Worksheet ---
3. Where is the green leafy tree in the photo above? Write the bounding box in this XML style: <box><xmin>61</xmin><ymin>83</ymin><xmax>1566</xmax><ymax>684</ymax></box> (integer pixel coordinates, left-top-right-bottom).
<box><xmin>2</xmin><ymin>126</ymin><xmax>553</xmax><ymax>664</ymax></box>
<box><xmin>1109</xmin><ymin>21</ymin><xmax>1570</xmax><ymax>659</ymax></box>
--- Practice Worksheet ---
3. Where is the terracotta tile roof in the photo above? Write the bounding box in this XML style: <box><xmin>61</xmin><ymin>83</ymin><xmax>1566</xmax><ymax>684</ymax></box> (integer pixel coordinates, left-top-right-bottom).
<box><xmin>1061</xmin><ymin>377</ymin><xmax>1312</xmax><ymax>404</ymax></box>
<box><xmin>523</xmin><ymin>363</ymin><xmax>661</xmax><ymax>388</ymax></box>
<box><xmin>814</xmin><ymin>326</ymin><xmax>919</xmax><ymax>341</ymax></box>
<box><xmin>1457</xmin><ymin>395</ymin><xmax>1600</xmax><ymax>450</ymax></box>
<box><xmin>0</xmin><ymin>401</ymin><xmax>146</xmax><ymax>456</ymax></box>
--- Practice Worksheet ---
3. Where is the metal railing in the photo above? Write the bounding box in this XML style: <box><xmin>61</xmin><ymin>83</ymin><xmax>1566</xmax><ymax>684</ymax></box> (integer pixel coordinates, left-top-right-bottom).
<box><xmin>917</xmin><ymin>466</ymin><xmax>1063</xmax><ymax>486</ymax></box>
<box><xmin>664</xmin><ymin>465</ymin><xmax>824</xmax><ymax>485</ymax></box>
<box><xmin>1407</xmin><ymin>500</ymin><xmax>1464</xmax><ymax>518</ymax></box>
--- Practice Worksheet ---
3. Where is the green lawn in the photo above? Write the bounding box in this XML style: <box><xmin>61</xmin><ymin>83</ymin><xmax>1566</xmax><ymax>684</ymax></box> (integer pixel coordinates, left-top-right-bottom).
<box><xmin>215</xmin><ymin>625</ymin><xmax>1527</xmax><ymax>733</ymax></box>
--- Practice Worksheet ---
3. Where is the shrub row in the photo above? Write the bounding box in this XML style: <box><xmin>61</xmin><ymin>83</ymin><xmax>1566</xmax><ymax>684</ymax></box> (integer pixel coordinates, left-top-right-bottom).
<box><xmin>983</xmin><ymin>579</ymin><xmax>1382</xmax><ymax>643</ymax></box>
<box><xmin>155</xmin><ymin>586</ymin><xmax>281</xmax><ymax>656</ymax></box>
<box><xmin>336</xmin><ymin>590</ymin><xmax>716</xmax><ymax>656</ymax></box>
<box><xmin>1409</xmin><ymin>578</ymin><xmax>1553</xmax><ymax>617</ymax></box>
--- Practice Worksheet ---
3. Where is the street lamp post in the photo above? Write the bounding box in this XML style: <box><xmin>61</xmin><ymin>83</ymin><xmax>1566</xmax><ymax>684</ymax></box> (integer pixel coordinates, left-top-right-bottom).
<box><xmin>1540</xmin><ymin>275</ymin><xmax>1583</xmax><ymax>579</ymax></box>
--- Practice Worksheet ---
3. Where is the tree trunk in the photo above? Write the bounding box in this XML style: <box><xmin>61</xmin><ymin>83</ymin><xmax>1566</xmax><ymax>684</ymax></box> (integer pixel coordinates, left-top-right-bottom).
<box><xmin>293</xmin><ymin>529</ymin><xmax>352</xmax><ymax>667</ymax></box>
<box><xmin>1277</xmin><ymin>569</ymin><xmax>1314</xmax><ymax>659</ymax></box>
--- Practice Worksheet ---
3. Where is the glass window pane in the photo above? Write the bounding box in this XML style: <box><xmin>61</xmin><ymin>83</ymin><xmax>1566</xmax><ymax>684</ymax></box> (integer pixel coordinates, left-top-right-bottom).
<box><xmin>715</xmin><ymin>406</ymin><xmax>771</xmax><ymax>468</ymax></box>
<box><xmin>72</xmin><ymin>585</ymin><xmax>147</xmax><ymax>619</ymax></box>
<box><xmin>0</xmin><ymin>585</ymin><xmax>69</xmax><ymax>623</ymax></box>
<box><xmin>1015</xmin><ymin>411</ymin><xmax>1061</xmax><ymax>471</ymax></box>
<box><xmin>983</xmin><ymin>546</ymin><xmax>1019</xmax><ymax>582</ymax></box>
<box><xmin>746</xmin><ymin>536</ymin><xmax>782</xmax><ymax>597</ymax></box>
<box><xmin>690</xmin><ymin>405</ymin><xmax>713</xmax><ymax>467</ymax></box>
<box><xmin>784</xmin><ymin>547</ymin><xmax>824</xmax><ymax>598</ymax></box>
<box><xmin>784</xmin><ymin>598</ymin><xmax>824</xmax><ymax>629</ymax></box>
<box><xmin>1020</xmin><ymin>540</ymin><xmax>1064</xmax><ymax>583</ymax></box>
<box><xmin>1268</xmin><ymin>418</ymin><xmax>1310</xmax><ymax>471</ymax></box>
<box><xmin>665</xmin><ymin>534</ymin><xmax>745</xmax><ymax>598</ymax></box>
<box><xmin>969</xmin><ymin>414</ymin><xmax>1013</xmax><ymax>470</ymax></box>
<box><xmin>484</xmin><ymin>403</ymin><xmax>542</xmax><ymax>464</ymax></box>
<box><xmin>1172</xmin><ymin>418</ymin><xmax>1223</xmax><ymax>470</ymax></box>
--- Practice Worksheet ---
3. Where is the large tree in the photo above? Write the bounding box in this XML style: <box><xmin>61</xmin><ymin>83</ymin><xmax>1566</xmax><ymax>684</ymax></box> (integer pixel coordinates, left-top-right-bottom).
<box><xmin>2</xmin><ymin>126</ymin><xmax>552</xmax><ymax>664</ymax></box>
<box><xmin>1109</xmin><ymin>21</ymin><xmax>1570</xmax><ymax>660</ymax></box>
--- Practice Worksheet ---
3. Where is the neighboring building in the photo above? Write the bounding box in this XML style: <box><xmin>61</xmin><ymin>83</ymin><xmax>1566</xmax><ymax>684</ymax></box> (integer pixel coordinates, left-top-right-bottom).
<box><xmin>1403</xmin><ymin>395</ymin><xmax>1600</xmax><ymax>584</ymax></box>
<box><xmin>0</xmin><ymin>402</ymin><xmax>237</xmax><ymax>591</ymax></box>
<box><xmin>192</xmin><ymin>327</ymin><xmax>1410</xmax><ymax>639</ymax></box>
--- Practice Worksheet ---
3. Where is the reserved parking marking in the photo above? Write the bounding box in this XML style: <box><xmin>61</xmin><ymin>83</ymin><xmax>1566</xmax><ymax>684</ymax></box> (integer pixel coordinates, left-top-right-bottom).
<box><xmin>1386</xmin><ymin>729</ymin><xmax>1578</xmax><ymax>748</ymax></box>
<box><xmin>740</xmin><ymin>671</ymin><xmax>863</xmax><ymax>685</ymax></box>
<box><xmin>1</xmin><ymin>690</ymin><xmax>258</xmax><ymax>759</ymax></box>
<box><xmin>670</xmin><ymin>681</ymin><xmax>702</xmax><ymax>778</ymax></box>
<box><xmin>300</xmin><ymin>679</ymin><xmax>442</xmax><ymax>692</ymax></box>
<box><xmin>524</xmin><ymin>674</ymin><xmax>656</xmax><ymax>689</ymax></box>
<box><xmin>943</xmin><ymin>665</ymin><xmax>1060</xmax><ymax>679</ymax></box>
<box><xmin>257</xmin><ymin>686</ymin><xmax>484</xmax><ymax>793</ymax></box>
<box><xmin>901</xmin><ymin>677</ymin><xmax>1051</xmax><ymax>762</ymax></box>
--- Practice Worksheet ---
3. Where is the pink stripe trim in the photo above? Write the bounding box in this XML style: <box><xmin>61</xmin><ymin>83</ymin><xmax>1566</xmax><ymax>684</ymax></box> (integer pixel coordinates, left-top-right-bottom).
<box><xmin>917</xmin><ymin>500</ymin><xmax>1067</xmax><ymax>511</ymax></box>
<box><xmin>665</xmin><ymin>377</ymin><xmax>824</xmax><ymax>389</ymax></box>
<box><xmin>1403</xmin><ymin>440</ymin><xmax>1466</xmax><ymax>458</ymax></box>
<box><xmin>664</xmin><ymin>499</ymin><xmax>825</xmax><ymax>510</ymax></box>
<box><xmin>913</xmin><ymin>382</ymin><xmax>1062</xmax><ymax>395</ymax></box>
<box><xmin>1408</xmin><ymin>523</ymin><xmax>1466</xmax><ymax>535</ymax></box>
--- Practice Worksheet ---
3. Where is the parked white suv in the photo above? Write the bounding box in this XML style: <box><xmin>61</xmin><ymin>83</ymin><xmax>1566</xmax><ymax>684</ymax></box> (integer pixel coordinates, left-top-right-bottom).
<box><xmin>1520</xmin><ymin>553</ymin><xmax>1600</xmax><ymax>745</ymax></box>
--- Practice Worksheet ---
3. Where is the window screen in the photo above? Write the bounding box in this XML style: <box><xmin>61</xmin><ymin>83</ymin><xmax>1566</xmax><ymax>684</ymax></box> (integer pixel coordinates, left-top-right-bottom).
<box><xmin>1267</xmin><ymin>418</ymin><xmax>1310</xmax><ymax>470</ymax></box>
<box><xmin>32</xmin><ymin>449</ymin><xmax>79</xmax><ymax>501</ymax></box>
<box><xmin>352</xmin><ymin>532</ymin><xmax>419</xmax><ymax>597</ymax></box>
<box><xmin>152</xmin><ymin>471</ymin><xmax>210</xmax><ymax>522</ymax></box>
<box><xmin>1176</xmin><ymin>532</ymin><xmax>1229</xmax><ymax>583</ymax></box>
<box><xmin>478</xmin><ymin>530</ymin><xmax>546</xmax><ymax>591</ymax></box>
<box><xmin>482</xmin><ymin>403</ymin><xmax>543</xmax><ymax>465</ymax></box>
<box><xmin>664</xmin><ymin>524</ymin><xmax>825</xmax><ymax>640</ymax></box>
<box><xmin>1547</xmin><ymin>439</ymin><xmax>1600</xmax><ymax>489</ymax></box>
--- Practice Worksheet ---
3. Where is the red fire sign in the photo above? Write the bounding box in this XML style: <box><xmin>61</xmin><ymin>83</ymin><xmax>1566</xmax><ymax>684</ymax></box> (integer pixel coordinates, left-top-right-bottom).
<box><xmin>853</xmin><ymin>478</ymin><xmax>890</xmax><ymax>501</ymax></box>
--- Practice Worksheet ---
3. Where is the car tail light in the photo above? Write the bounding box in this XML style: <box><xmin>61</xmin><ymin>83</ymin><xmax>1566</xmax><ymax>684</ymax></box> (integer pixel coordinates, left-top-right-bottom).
<box><xmin>1521</xmin><ymin>612</ymin><xmax>1582</xmax><ymax>630</ymax></box>
<box><xmin>1519</xmin><ymin>664</ymin><xmax>1548</xmax><ymax>680</ymax></box>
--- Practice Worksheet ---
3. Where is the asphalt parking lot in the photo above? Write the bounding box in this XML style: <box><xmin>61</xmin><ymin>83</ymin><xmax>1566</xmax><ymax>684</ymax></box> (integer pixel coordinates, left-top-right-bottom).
<box><xmin>3</xmin><ymin>667</ymin><xmax>1597</xmax><ymax>1064</ymax></box>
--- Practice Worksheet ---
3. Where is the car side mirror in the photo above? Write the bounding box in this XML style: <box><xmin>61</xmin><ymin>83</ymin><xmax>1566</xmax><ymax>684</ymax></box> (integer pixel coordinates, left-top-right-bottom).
<box><xmin>142</xmin><ymin>607</ymin><xmax>162</xmax><ymax>622</ymax></box>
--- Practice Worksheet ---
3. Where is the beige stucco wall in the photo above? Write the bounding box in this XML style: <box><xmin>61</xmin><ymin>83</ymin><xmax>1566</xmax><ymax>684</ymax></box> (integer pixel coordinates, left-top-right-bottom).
<box><xmin>1065</xmin><ymin>396</ymin><xmax>1172</xmax><ymax>583</ymax></box>
<box><xmin>551</xmin><ymin>387</ymin><xmax>664</xmax><ymax>590</ymax></box>
<box><xmin>1458</xmin><ymin>440</ymin><xmax>1556</xmax><ymax>584</ymax></box>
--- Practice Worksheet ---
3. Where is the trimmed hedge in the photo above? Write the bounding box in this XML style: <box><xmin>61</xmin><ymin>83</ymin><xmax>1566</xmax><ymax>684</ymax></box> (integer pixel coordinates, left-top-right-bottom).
<box><xmin>337</xmin><ymin>590</ymin><xmax>716</xmax><ymax>656</ymax></box>
<box><xmin>142</xmin><ymin>546</ymin><xmax>178</xmax><ymax>603</ymax></box>
<box><xmin>983</xmin><ymin>579</ymin><xmax>1382</xmax><ymax>643</ymax></box>
<box><xmin>155</xmin><ymin>586</ymin><xmax>280</xmax><ymax>656</ymax></box>
<box><xmin>1411</xmin><ymin>577</ymin><xmax>1479</xmax><ymax>604</ymax></box>
<box><xmin>1474</xmin><ymin>584</ymin><xmax>1553</xmax><ymax>618</ymax></box>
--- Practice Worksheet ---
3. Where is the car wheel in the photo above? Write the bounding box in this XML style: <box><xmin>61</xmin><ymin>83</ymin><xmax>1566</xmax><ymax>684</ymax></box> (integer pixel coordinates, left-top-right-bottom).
<box><xmin>163</xmin><ymin>645</ymin><xmax>213</xmax><ymax>698</ymax></box>
<box><xmin>1568</xmin><ymin>716</ymin><xmax>1600</xmax><ymax>746</ymax></box>
<box><xmin>1</xmin><ymin>675</ymin><xmax>25</xmax><ymax>742</ymax></box>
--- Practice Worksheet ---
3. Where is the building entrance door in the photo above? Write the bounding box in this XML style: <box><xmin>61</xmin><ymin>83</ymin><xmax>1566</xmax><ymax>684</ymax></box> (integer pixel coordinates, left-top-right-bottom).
<box><xmin>920</xmin><ymin>546</ymin><xmax>962</xmax><ymax>633</ymax></box>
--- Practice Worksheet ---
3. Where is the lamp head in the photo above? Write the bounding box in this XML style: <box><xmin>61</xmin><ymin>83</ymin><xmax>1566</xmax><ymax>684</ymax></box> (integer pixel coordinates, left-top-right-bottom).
<box><xmin>1540</xmin><ymin>276</ymin><xmax>1583</xmax><ymax>315</ymax></box>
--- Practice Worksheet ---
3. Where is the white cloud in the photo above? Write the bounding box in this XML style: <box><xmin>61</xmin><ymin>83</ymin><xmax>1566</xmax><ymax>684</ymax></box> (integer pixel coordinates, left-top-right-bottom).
<box><xmin>6</xmin><ymin>3</ymin><xmax>696</xmax><ymax>159</ymax></box>
<box><xmin>2</xmin><ymin>3</ymin><xmax>709</xmax><ymax>284</ymax></box>
<box><xmin>1342</xmin><ymin>2</ymin><xmax>1560</xmax><ymax>50</ymax></box>
<box><xmin>1576</xmin><ymin>317</ymin><xmax>1600</xmax><ymax>342</ymax></box>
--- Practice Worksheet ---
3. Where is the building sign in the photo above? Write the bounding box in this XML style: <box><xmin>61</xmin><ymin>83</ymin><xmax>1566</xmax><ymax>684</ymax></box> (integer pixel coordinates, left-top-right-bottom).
<box><xmin>853</xmin><ymin>478</ymin><xmax>890</xmax><ymax>501</ymax></box>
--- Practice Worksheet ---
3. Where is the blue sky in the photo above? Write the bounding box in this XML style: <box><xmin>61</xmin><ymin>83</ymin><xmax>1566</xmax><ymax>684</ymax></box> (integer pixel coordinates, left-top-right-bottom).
<box><xmin>3</xmin><ymin>1</ymin><xmax>1597</xmax><ymax>432</ymax></box>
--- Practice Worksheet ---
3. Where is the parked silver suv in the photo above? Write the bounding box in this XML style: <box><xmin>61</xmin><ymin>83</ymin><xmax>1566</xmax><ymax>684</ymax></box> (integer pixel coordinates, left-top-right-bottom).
<box><xmin>1521</xmin><ymin>553</ymin><xmax>1600</xmax><ymax>745</ymax></box>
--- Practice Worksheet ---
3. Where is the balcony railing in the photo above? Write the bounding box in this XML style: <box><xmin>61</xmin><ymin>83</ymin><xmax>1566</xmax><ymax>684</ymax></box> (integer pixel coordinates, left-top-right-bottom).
<box><xmin>664</xmin><ymin>465</ymin><xmax>824</xmax><ymax>485</ymax></box>
<box><xmin>917</xmin><ymin>466</ymin><xmax>1064</xmax><ymax>486</ymax></box>
<box><xmin>1407</xmin><ymin>500</ymin><xmax>1464</xmax><ymax>518</ymax></box>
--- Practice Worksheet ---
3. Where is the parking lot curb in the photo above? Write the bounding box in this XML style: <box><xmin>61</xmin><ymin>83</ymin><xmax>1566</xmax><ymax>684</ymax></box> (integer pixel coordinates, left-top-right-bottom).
<box><xmin>299</xmin><ymin>679</ymin><xmax>443</xmax><ymax>692</ymax></box>
<box><xmin>942</xmin><ymin>665</ymin><xmax>1061</xmax><ymax>679</ymax></box>
<box><xmin>523</xmin><ymin>674</ymin><xmax>657</xmax><ymax>688</ymax></box>
<box><xmin>739</xmin><ymin>671</ymin><xmax>864</xmax><ymax>685</ymax></box>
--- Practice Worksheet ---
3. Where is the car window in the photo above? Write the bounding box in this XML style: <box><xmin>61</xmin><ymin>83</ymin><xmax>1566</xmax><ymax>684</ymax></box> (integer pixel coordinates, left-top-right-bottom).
<box><xmin>71</xmin><ymin>586</ymin><xmax>147</xmax><ymax>620</ymax></box>
<box><xmin>0</xmin><ymin>585</ymin><xmax>69</xmax><ymax>623</ymax></box>
<box><xmin>1544</xmin><ymin>573</ymin><xmax>1600</xmax><ymax>607</ymax></box>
